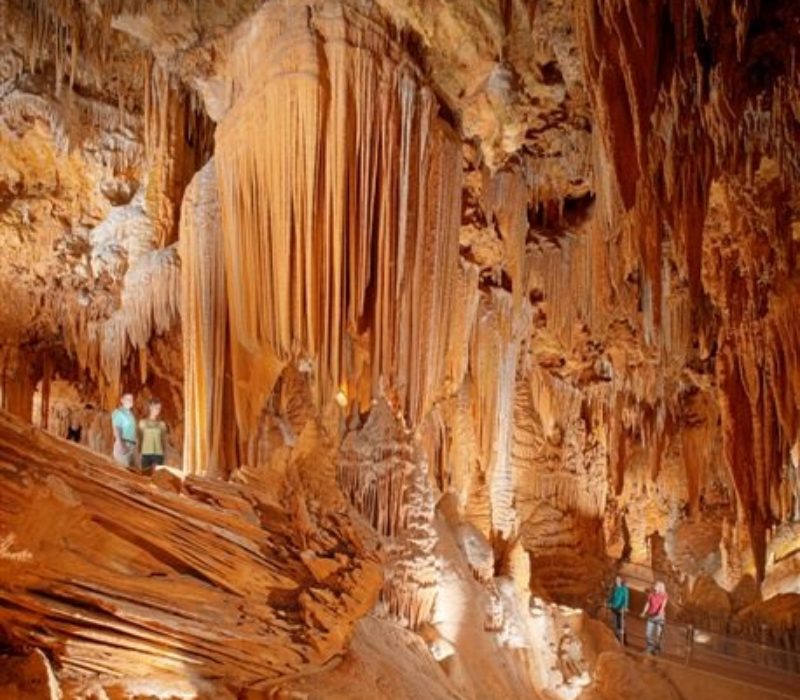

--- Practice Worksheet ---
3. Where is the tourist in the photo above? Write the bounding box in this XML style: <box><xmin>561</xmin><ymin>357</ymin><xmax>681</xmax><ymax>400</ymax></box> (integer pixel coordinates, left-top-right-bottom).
<box><xmin>641</xmin><ymin>580</ymin><xmax>668</xmax><ymax>654</ymax></box>
<box><xmin>111</xmin><ymin>393</ymin><xmax>137</xmax><ymax>468</ymax></box>
<box><xmin>66</xmin><ymin>417</ymin><xmax>82</xmax><ymax>443</ymax></box>
<box><xmin>138</xmin><ymin>399</ymin><xmax>167</xmax><ymax>474</ymax></box>
<box><xmin>606</xmin><ymin>575</ymin><xmax>629</xmax><ymax>644</ymax></box>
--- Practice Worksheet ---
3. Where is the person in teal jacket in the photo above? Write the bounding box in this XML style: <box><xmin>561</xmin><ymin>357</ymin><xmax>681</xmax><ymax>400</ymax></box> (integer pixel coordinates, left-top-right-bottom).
<box><xmin>111</xmin><ymin>393</ymin><xmax>137</xmax><ymax>468</ymax></box>
<box><xmin>606</xmin><ymin>575</ymin><xmax>630</xmax><ymax>643</ymax></box>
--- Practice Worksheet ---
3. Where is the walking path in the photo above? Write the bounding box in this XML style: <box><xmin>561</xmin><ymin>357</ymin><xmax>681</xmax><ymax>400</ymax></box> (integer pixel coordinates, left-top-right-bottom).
<box><xmin>616</xmin><ymin>613</ymin><xmax>800</xmax><ymax>697</ymax></box>
<box><xmin>592</xmin><ymin>562</ymin><xmax>800</xmax><ymax>698</ymax></box>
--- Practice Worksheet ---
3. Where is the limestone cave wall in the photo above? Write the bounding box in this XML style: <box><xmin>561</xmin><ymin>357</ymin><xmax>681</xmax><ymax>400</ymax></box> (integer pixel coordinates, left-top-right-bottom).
<box><xmin>1</xmin><ymin>0</ymin><xmax>799</xmax><ymax>697</ymax></box>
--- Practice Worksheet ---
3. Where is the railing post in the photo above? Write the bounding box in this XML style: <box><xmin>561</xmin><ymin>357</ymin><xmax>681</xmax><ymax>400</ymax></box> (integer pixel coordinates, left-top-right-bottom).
<box><xmin>686</xmin><ymin>624</ymin><xmax>694</xmax><ymax>666</ymax></box>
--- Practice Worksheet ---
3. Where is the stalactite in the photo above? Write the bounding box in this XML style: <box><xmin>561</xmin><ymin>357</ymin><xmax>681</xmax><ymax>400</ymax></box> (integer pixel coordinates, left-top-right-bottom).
<box><xmin>527</xmin><ymin>214</ymin><xmax>617</xmax><ymax>355</ymax></box>
<box><xmin>437</xmin><ymin>384</ymin><xmax>481</xmax><ymax>516</ymax></box>
<box><xmin>456</xmin><ymin>522</ymin><xmax>495</xmax><ymax>583</ymax></box>
<box><xmin>483</xmin><ymin>167</ymin><xmax>532</xmax><ymax>313</ymax></box>
<box><xmin>528</xmin><ymin>367</ymin><xmax>581</xmax><ymax>441</ymax></box>
<box><xmin>60</xmin><ymin>244</ymin><xmax>181</xmax><ymax>406</ymax></box>
<box><xmin>443</xmin><ymin>262</ymin><xmax>481</xmax><ymax>393</ymax></box>
<box><xmin>766</xmin><ymin>288</ymin><xmax>800</xmax><ymax>447</ymax></box>
<box><xmin>700</xmin><ymin>167</ymin><xmax>799</xmax><ymax>578</ymax></box>
<box><xmin>10</xmin><ymin>0</ymin><xmax>148</xmax><ymax>105</ymax></box>
<box><xmin>97</xmin><ymin>247</ymin><xmax>180</xmax><ymax>401</ymax></box>
<box><xmin>144</xmin><ymin>57</ymin><xmax>214</xmax><ymax>248</ymax></box>
<box><xmin>2</xmin><ymin>90</ymin><xmax>71</xmax><ymax>153</ymax></box>
<box><xmin>680</xmin><ymin>388</ymin><xmax>716</xmax><ymax>518</ymax></box>
<box><xmin>0</xmin><ymin>84</ymin><xmax>148</xmax><ymax>171</ymax></box>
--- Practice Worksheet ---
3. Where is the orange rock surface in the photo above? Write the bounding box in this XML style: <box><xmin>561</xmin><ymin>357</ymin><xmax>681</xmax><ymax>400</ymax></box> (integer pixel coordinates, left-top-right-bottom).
<box><xmin>0</xmin><ymin>0</ymin><xmax>799</xmax><ymax>697</ymax></box>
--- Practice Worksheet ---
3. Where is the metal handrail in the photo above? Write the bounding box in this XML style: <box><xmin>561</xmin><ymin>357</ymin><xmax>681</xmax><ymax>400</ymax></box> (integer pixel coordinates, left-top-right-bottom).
<box><xmin>594</xmin><ymin>595</ymin><xmax>800</xmax><ymax>677</ymax></box>
<box><xmin>613</xmin><ymin>561</ymin><xmax>800</xmax><ymax>658</ymax></box>
<box><xmin>688</xmin><ymin>627</ymin><xmax>800</xmax><ymax>672</ymax></box>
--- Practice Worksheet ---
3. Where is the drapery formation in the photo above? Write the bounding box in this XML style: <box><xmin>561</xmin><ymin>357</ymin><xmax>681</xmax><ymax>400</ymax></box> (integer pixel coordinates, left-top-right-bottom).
<box><xmin>576</xmin><ymin>0</ymin><xmax>800</xmax><ymax>578</ymax></box>
<box><xmin>706</xmin><ymin>176</ymin><xmax>800</xmax><ymax>577</ymax></box>
<box><xmin>213</xmin><ymin>3</ymin><xmax>462</xmax><ymax>444</ymax></box>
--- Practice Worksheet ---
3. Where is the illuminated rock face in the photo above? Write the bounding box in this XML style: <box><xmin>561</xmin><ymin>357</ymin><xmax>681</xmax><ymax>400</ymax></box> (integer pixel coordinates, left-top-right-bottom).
<box><xmin>0</xmin><ymin>411</ymin><xmax>381</xmax><ymax>691</ymax></box>
<box><xmin>1</xmin><ymin>0</ymin><xmax>800</xmax><ymax>697</ymax></box>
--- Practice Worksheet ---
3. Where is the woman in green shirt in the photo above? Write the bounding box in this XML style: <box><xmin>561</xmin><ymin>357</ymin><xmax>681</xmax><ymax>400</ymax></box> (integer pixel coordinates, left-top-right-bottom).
<box><xmin>139</xmin><ymin>399</ymin><xmax>167</xmax><ymax>473</ymax></box>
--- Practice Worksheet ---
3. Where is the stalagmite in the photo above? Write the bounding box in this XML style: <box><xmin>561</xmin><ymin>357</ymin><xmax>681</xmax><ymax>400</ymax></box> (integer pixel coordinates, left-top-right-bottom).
<box><xmin>338</xmin><ymin>401</ymin><xmax>438</xmax><ymax>629</ymax></box>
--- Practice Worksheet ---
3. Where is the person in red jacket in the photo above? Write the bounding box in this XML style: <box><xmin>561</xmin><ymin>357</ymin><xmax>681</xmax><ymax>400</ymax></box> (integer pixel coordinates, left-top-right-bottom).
<box><xmin>641</xmin><ymin>580</ymin><xmax>668</xmax><ymax>654</ymax></box>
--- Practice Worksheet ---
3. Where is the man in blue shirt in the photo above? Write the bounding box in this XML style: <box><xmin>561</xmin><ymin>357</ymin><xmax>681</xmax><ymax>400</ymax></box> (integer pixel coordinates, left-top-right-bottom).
<box><xmin>111</xmin><ymin>393</ymin><xmax>137</xmax><ymax>468</ymax></box>
<box><xmin>606</xmin><ymin>575</ymin><xmax>630</xmax><ymax>644</ymax></box>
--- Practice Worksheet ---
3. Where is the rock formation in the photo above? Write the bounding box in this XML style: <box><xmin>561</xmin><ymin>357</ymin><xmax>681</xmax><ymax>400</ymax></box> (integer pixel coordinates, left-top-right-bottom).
<box><xmin>0</xmin><ymin>0</ymin><xmax>799</xmax><ymax>697</ymax></box>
